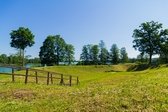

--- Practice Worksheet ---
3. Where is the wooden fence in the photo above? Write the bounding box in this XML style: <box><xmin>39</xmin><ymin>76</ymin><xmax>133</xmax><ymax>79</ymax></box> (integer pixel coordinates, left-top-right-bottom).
<box><xmin>0</xmin><ymin>66</ymin><xmax>79</xmax><ymax>86</ymax></box>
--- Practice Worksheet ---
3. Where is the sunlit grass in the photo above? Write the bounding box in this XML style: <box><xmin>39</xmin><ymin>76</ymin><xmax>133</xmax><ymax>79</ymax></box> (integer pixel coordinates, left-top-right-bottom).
<box><xmin>0</xmin><ymin>64</ymin><xmax>167</xmax><ymax>111</ymax></box>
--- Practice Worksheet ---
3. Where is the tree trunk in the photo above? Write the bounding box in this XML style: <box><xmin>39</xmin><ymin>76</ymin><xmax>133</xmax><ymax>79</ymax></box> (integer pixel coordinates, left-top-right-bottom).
<box><xmin>22</xmin><ymin>49</ymin><xmax>24</xmax><ymax>67</ymax></box>
<box><xmin>68</xmin><ymin>54</ymin><xmax>71</xmax><ymax>65</ymax></box>
<box><xmin>149</xmin><ymin>53</ymin><xmax>152</xmax><ymax>65</ymax></box>
<box><xmin>19</xmin><ymin>49</ymin><xmax>23</xmax><ymax>66</ymax></box>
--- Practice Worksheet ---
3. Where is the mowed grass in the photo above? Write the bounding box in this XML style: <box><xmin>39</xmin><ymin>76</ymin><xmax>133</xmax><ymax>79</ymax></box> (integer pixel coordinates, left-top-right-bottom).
<box><xmin>0</xmin><ymin>64</ymin><xmax>167</xmax><ymax>111</ymax></box>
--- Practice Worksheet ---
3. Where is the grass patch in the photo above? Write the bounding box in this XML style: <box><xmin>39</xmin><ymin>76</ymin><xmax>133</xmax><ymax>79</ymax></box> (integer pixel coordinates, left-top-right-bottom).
<box><xmin>0</xmin><ymin>64</ymin><xmax>167</xmax><ymax>111</ymax></box>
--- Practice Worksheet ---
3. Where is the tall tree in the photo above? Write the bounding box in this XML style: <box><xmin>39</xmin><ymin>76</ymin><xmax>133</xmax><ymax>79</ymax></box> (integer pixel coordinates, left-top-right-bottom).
<box><xmin>10</xmin><ymin>27</ymin><xmax>35</xmax><ymax>66</ymax></box>
<box><xmin>54</xmin><ymin>35</ymin><xmax>66</xmax><ymax>65</ymax></box>
<box><xmin>39</xmin><ymin>35</ymin><xmax>69</xmax><ymax>66</ymax></box>
<box><xmin>65</xmin><ymin>44</ymin><xmax>75</xmax><ymax>65</ymax></box>
<box><xmin>99</xmin><ymin>40</ymin><xmax>109</xmax><ymax>64</ymax></box>
<box><xmin>110</xmin><ymin>44</ymin><xmax>119</xmax><ymax>64</ymax></box>
<box><xmin>91</xmin><ymin>45</ymin><xmax>99</xmax><ymax>64</ymax></box>
<box><xmin>159</xmin><ymin>35</ymin><xmax>168</xmax><ymax>63</ymax></box>
<box><xmin>120</xmin><ymin>47</ymin><xmax>128</xmax><ymax>63</ymax></box>
<box><xmin>80</xmin><ymin>45</ymin><xmax>91</xmax><ymax>65</ymax></box>
<box><xmin>133</xmin><ymin>21</ymin><xmax>168</xmax><ymax>65</ymax></box>
<box><xmin>39</xmin><ymin>36</ymin><xmax>56</xmax><ymax>66</ymax></box>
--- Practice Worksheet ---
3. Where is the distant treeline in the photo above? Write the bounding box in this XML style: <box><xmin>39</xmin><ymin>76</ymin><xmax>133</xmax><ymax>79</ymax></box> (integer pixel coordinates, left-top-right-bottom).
<box><xmin>1</xmin><ymin>21</ymin><xmax>168</xmax><ymax>66</ymax></box>
<box><xmin>0</xmin><ymin>53</ymin><xmax>40</xmax><ymax>65</ymax></box>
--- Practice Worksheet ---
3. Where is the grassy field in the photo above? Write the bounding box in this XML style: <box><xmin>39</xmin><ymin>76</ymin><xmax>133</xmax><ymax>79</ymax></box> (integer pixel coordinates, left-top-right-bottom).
<box><xmin>0</xmin><ymin>64</ymin><xmax>167</xmax><ymax>111</ymax></box>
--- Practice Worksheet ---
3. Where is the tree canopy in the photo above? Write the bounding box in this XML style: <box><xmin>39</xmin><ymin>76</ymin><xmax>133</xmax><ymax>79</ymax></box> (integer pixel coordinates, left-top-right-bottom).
<box><xmin>39</xmin><ymin>35</ymin><xmax>74</xmax><ymax>65</ymax></box>
<box><xmin>10</xmin><ymin>27</ymin><xmax>35</xmax><ymax>66</ymax></box>
<box><xmin>99</xmin><ymin>40</ymin><xmax>109</xmax><ymax>64</ymax></box>
<box><xmin>65</xmin><ymin>44</ymin><xmax>75</xmax><ymax>65</ymax></box>
<box><xmin>39</xmin><ymin>36</ymin><xmax>56</xmax><ymax>65</ymax></box>
<box><xmin>110</xmin><ymin>44</ymin><xmax>119</xmax><ymax>64</ymax></box>
<box><xmin>133</xmin><ymin>21</ymin><xmax>168</xmax><ymax>64</ymax></box>
<box><xmin>120</xmin><ymin>47</ymin><xmax>128</xmax><ymax>63</ymax></box>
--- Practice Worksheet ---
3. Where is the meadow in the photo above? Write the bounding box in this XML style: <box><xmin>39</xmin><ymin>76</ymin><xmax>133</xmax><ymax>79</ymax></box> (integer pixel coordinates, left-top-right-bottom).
<box><xmin>0</xmin><ymin>64</ymin><xmax>167</xmax><ymax>111</ymax></box>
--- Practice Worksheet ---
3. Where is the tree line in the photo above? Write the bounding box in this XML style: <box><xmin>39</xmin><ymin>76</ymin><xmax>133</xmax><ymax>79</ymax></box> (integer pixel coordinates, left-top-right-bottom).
<box><xmin>0</xmin><ymin>52</ymin><xmax>40</xmax><ymax>65</ymax></box>
<box><xmin>1</xmin><ymin>20</ymin><xmax>168</xmax><ymax>66</ymax></box>
<box><xmin>79</xmin><ymin>41</ymin><xmax>128</xmax><ymax>65</ymax></box>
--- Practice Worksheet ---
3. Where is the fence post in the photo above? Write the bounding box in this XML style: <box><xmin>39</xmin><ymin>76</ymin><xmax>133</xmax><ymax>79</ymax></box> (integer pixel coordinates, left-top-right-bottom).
<box><xmin>35</xmin><ymin>71</ymin><xmax>38</xmax><ymax>84</ymax></box>
<box><xmin>12</xmin><ymin>68</ymin><xmax>14</xmax><ymax>82</ymax></box>
<box><xmin>60</xmin><ymin>74</ymin><xmax>64</xmax><ymax>85</ymax></box>
<box><xmin>77</xmin><ymin>76</ymin><xmax>79</xmax><ymax>85</ymax></box>
<box><xmin>50</xmin><ymin>74</ymin><xmax>53</xmax><ymax>84</ymax></box>
<box><xmin>69</xmin><ymin>75</ymin><xmax>72</xmax><ymax>86</ymax></box>
<box><xmin>25</xmin><ymin>68</ymin><xmax>29</xmax><ymax>84</ymax></box>
<box><xmin>47</xmin><ymin>72</ymin><xmax>50</xmax><ymax>85</ymax></box>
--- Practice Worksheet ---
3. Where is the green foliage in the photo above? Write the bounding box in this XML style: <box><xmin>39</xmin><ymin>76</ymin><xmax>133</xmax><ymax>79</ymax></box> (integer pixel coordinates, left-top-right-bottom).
<box><xmin>159</xmin><ymin>34</ymin><xmax>168</xmax><ymax>63</ymax></box>
<box><xmin>0</xmin><ymin>53</ymin><xmax>25</xmax><ymax>65</ymax></box>
<box><xmin>110</xmin><ymin>44</ymin><xmax>119</xmax><ymax>64</ymax></box>
<box><xmin>90</xmin><ymin>45</ymin><xmax>99</xmax><ymax>64</ymax></box>
<box><xmin>65</xmin><ymin>44</ymin><xmax>75</xmax><ymax>65</ymax></box>
<box><xmin>0</xmin><ymin>54</ymin><xmax>8</xmax><ymax>64</ymax></box>
<box><xmin>136</xmin><ymin>53</ymin><xmax>148</xmax><ymax>63</ymax></box>
<box><xmin>10</xmin><ymin>27</ymin><xmax>35</xmax><ymax>50</ymax></box>
<box><xmin>39</xmin><ymin>35</ymin><xmax>74</xmax><ymax>65</ymax></box>
<box><xmin>10</xmin><ymin>27</ymin><xmax>35</xmax><ymax>66</ymax></box>
<box><xmin>80</xmin><ymin>45</ymin><xmax>92</xmax><ymax>65</ymax></box>
<box><xmin>133</xmin><ymin>21</ymin><xmax>168</xmax><ymax>64</ymax></box>
<box><xmin>99</xmin><ymin>40</ymin><xmax>109</xmax><ymax>65</ymax></box>
<box><xmin>27</xmin><ymin>57</ymin><xmax>40</xmax><ymax>64</ymax></box>
<box><xmin>55</xmin><ymin>35</ymin><xmax>67</xmax><ymax>64</ymax></box>
<box><xmin>39</xmin><ymin>36</ymin><xmax>56</xmax><ymax>66</ymax></box>
<box><xmin>80</xmin><ymin>44</ymin><xmax>99</xmax><ymax>65</ymax></box>
<box><xmin>120</xmin><ymin>47</ymin><xmax>128</xmax><ymax>63</ymax></box>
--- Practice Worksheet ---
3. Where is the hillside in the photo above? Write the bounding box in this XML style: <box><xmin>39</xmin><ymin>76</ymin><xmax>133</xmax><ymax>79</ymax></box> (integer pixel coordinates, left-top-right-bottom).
<box><xmin>0</xmin><ymin>64</ymin><xmax>167</xmax><ymax>111</ymax></box>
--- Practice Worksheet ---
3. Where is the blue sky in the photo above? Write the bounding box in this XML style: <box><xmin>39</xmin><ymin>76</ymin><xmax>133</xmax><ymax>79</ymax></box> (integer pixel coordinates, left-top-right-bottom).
<box><xmin>1</xmin><ymin>0</ymin><xmax>168</xmax><ymax>60</ymax></box>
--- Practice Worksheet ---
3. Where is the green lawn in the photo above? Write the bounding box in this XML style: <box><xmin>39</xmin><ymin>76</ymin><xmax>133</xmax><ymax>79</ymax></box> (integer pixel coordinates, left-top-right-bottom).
<box><xmin>0</xmin><ymin>64</ymin><xmax>167</xmax><ymax>111</ymax></box>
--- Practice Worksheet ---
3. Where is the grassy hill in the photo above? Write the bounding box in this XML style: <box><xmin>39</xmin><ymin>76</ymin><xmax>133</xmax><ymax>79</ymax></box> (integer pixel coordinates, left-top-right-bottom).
<box><xmin>0</xmin><ymin>64</ymin><xmax>167</xmax><ymax>111</ymax></box>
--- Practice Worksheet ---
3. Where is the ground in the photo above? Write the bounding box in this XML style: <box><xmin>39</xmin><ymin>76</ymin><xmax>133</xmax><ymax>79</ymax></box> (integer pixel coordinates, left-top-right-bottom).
<box><xmin>0</xmin><ymin>64</ymin><xmax>167</xmax><ymax>112</ymax></box>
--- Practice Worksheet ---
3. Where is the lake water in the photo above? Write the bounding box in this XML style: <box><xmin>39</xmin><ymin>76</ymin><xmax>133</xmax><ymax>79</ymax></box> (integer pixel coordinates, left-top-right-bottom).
<box><xmin>0</xmin><ymin>67</ymin><xmax>12</xmax><ymax>73</ymax></box>
<box><xmin>25</xmin><ymin>63</ymin><xmax>41</xmax><ymax>68</ymax></box>
<box><xmin>0</xmin><ymin>63</ymin><xmax>41</xmax><ymax>74</ymax></box>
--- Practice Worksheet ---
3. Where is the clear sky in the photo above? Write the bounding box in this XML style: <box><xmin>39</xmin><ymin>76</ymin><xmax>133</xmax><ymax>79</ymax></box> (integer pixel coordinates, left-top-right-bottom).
<box><xmin>1</xmin><ymin>0</ymin><xmax>168</xmax><ymax>60</ymax></box>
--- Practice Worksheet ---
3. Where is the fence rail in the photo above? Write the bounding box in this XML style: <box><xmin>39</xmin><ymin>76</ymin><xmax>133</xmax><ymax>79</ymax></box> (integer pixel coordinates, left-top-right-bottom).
<box><xmin>0</xmin><ymin>66</ymin><xmax>79</xmax><ymax>86</ymax></box>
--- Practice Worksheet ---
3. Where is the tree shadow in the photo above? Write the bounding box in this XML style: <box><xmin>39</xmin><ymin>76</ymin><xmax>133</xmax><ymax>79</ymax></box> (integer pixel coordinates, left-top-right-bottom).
<box><xmin>127</xmin><ymin>64</ymin><xmax>160</xmax><ymax>71</ymax></box>
<box><xmin>105</xmin><ymin>70</ymin><xmax>122</xmax><ymax>72</ymax></box>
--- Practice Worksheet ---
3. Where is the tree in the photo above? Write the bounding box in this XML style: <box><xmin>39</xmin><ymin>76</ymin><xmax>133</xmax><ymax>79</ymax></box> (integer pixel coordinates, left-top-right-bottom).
<box><xmin>110</xmin><ymin>44</ymin><xmax>119</xmax><ymax>64</ymax></box>
<box><xmin>159</xmin><ymin>35</ymin><xmax>168</xmax><ymax>63</ymax></box>
<box><xmin>65</xmin><ymin>44</ymin><xmax>75</xmax><ymax>65</ymax></box>
<box><xmin>0</xmin><ymin>54</ymin><xmax>8</xmax><ymax>64</ymax></box>
<box><xmin>39</xmin><ymin>35</ymin><xmax>71</xmax><ymax>66</ymax></box>
<box><xmin>80</xmin><ymin>45</ymin><xmax>91</xmax><ymax>65</ymax></box>
<box><xmin>90</xmin><ymin>45</ymin><xmax>99</xmax><ymax>64</ymax></box>
<box><xmin>120</xmin><ymin>47</ymin><xmax>128</xmax><ymax>63</ymax></box>
<box><xmin>8</xmin><ymin>52</ymin><xmax>22</xmax><ymax>65</ymax></box>
<box><xmin>137</xmin><ymin>53</ymin><xmax>148</xmax><ymax>63</ymax></box>
<box><xmin>10</xmin><ymin>27</ymin><xmax>35</xmax><ymax>66</ymax></box>
<box><xmin>39</xmin><ymin>36</ymin><xmax>56</xmax><ymax>66</ymax></box>
<box><xmin>27</xmin><ymin>57</ymin><xmax>40</xmax><ymax>64</ymax></box>
<box><xmin>133</xmin><ymin>21</ymin><xmax>168</xmax><ymax>65</ymax></box>
<box><xmin>99</xmin><ymin>40</ymin><xmax>109</xmax><ymax>64</ymax></box>
<box><xmin>54</xmin><ymin>35</ymin><xmax>66</xmax><ymax>65</ymax></box>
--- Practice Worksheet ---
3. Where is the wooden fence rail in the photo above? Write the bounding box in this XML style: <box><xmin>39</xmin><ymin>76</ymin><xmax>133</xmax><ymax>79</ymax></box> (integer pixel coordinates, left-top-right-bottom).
<box><xmin>0</xmin><ymin>66</ymin><xmax>79</xmax><ymax>86</ymax></box>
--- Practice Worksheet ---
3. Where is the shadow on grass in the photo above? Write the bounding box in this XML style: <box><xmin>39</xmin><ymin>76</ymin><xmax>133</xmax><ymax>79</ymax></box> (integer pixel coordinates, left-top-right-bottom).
<box><xmin>105</xmin><ymin>70</ymin><xmax>122</xmax><ymax>72</ymax></box>
<box><xmin>127</xmin><ymin>64</ymin><xmax>160</xmax><ymax>71</ymax></box>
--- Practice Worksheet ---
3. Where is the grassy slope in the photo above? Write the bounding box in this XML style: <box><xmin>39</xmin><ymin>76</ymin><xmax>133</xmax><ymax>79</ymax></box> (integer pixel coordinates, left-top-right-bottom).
<box><xmin>0</xmin><ymin>64</ymin><xmax>167</xmax><ymax>111</ymax></box>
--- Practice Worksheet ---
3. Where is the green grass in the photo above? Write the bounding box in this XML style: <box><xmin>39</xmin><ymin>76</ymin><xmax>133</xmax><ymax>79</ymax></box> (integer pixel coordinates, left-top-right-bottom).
<box><xmin>0</xmin><ymin>64</ymin><xmax>167</xmax><ymax>111</ymax></box>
